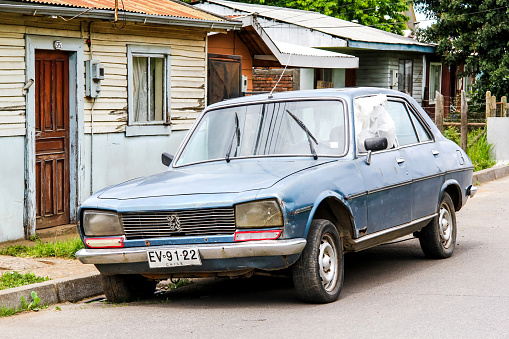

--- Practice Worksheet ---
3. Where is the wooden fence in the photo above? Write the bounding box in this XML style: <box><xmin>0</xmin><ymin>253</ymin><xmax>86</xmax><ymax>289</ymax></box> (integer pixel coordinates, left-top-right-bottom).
<box><xmin>434</xmin><ymin>91</ymin><xmax>509</xmax><ymax>151</ymax></box>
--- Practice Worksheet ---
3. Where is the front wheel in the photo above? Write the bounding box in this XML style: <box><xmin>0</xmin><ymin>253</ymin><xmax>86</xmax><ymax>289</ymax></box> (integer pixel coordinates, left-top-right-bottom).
<box><xmin>418</xmin><ymin>192</ymin><xmax>457</xmax><ymax>259</ymax></box>
<box><xmin>292</xmin><ymin>219</ymin><xmax>344</xmax><ymax>303</ymax></box>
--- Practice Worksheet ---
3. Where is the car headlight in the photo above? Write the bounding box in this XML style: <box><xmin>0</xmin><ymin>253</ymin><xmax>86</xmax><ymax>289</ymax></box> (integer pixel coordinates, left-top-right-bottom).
<box><xmin>235</xmin><ymin>199</ymin><xmax>284</xmax><ymax>228</ymax></box>
<box><xmin>83</xmin><ymin>210</ymin><xmax>123</xmax><ymax>236</ymax></box>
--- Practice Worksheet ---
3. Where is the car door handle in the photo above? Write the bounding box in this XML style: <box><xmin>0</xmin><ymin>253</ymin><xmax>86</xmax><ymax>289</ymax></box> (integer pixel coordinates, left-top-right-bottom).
<box><xmin>396</xmin><ymin>157</ymin><xmax>405</xmax><ymax>164</ymax></box>
<box><xmin>432</xmin><ymin>150</ymin><xmax>440</xmax><ymax>156</ymax></box>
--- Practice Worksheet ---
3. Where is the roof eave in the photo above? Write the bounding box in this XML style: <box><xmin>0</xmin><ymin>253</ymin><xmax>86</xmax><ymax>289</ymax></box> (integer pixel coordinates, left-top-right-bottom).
<box><xmin>348</xmin><ymin>40</ymin><xmax>435</xmax><ymax>53</ymax></box>
<box><xmin>0</xmin><ymin>3</ymin><xmax>242</xmax><ymax>30</ymax></box>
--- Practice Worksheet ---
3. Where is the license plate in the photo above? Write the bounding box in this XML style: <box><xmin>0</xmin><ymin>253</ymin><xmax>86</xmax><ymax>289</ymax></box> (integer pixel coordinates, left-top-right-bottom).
<box><xmin>147</xmin><ymin>248</ymin><xmax>202</xmax><ymax>268</ymax></box>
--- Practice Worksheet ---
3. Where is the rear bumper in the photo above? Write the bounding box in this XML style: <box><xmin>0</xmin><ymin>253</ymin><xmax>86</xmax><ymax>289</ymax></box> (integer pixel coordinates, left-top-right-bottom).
<box><xmin>76</xmin><ymin>238</ymin><xmax>307</xmax><ymax>265</ymax></box>
<box><xmin>467</xmin><ymin>185</ymin><xmax>478</xmax><ymax>197</ymax></box>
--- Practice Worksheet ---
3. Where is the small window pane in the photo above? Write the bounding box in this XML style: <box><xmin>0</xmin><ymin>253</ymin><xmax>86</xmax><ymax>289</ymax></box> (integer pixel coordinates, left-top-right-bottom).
<box><xmin>133</xmin><ymin>57</ymin><xmax>148</xmax><ymax>122</ymax></box>
<box><xmin>150</xmin><ymin>57</ymin><xmax>164</xmax><ymax>121</ymax></box>
<box><xmin>409</xmin><ymin>110</ymin><xmax>432</xmax><ymax>142</ymax></box>
<box><xmin>398</xmin><ymin>59</ymin><xmax>413</xmax><ymax>95</ymax></box>
<box><xmin>386</xmin><ymin>101</ymin><xmax>418</xmax><ymax>146</ymax></box>
<box><xmin>429</xmin><ymin>63</ymin><xmax>442</xmax><ymax>101</ymax></box>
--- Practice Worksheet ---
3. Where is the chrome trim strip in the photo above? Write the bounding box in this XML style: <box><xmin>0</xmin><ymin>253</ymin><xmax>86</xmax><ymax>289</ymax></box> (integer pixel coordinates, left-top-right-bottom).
<box><xmin>347</xmin><ymin>214</ymin><xmax>436</xmax><ymax>252</ymax></box>
<box><xmin>345</xmin><ymin>192</ymin><xmax>367</xmax><ymax>200</ymax></box>
<box><xmin>447</xmin><ymin>167</ymin><xmax>474</xmax><ymax>174</ymax></box>
<box><xmin>412</xmin><ymin>172</ymin><xmax>444</xmax><ymax>183</ymax></box>
<box><xmin>368</xmin><ymin>180</ymin><xmax>413</xmax><ymax>194</ymax></box>
<box><xmin>76</xmin><ymin>238</ymin><xmax>307</xmax><ymax>265</ymax></box>
<box><xmin>289</xmin><ymin>205</ymin><xmax>313</xmax><ymax>216</ymax></box>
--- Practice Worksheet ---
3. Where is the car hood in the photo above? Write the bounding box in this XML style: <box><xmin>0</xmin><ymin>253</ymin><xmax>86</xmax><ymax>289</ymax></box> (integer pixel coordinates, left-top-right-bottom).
<box><xmin>98</xmin><ymin>159</ymin><xmax>335</xmax><ymax>199</ymax></box>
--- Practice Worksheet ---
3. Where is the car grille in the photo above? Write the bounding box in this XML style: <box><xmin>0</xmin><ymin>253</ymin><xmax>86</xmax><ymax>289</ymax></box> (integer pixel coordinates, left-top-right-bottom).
<box><xmin>121</xmin><ymin>207</ymin><xmax>236</xmax><ymax>240</ymax></box>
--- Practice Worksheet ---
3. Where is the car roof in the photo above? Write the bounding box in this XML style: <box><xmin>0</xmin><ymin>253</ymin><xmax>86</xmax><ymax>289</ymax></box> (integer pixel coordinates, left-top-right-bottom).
<box><xmin>207</xmin><ymin>87</ymin><xmax>411</xmax><ymax>109</ymax></box>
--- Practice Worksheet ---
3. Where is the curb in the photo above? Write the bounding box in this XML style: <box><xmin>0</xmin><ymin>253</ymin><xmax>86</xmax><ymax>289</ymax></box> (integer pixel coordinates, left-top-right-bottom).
<box><xmin>0</xmin><ymin>272</ymin><xmax>102</xmax><ymax>310</ymax></box>
<box><xmin>472</xmin><ymin>165</ymin><xmax>509</xmax><ymax>185</ymax></box>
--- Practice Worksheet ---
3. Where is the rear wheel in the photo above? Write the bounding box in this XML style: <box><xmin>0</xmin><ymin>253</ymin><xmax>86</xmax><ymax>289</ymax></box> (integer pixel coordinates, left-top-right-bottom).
<box><xmin>292</xmin><ymin>219</ymin><xmax>344</xmax><ymax>303</ymax></box>
<box><xmin>100</xmin><ymin>274</ymin><xmax>157</xmax><ymax>303</ymax></box>
<box><xmin>418</xmin><ymin>192</ymin><xmax>457</xmax><ymax>259</ymax></box>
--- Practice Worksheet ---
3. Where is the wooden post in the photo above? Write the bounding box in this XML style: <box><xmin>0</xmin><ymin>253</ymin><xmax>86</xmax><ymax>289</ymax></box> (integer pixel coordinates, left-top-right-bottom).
<box><xmin>435</xmin><ymin>91</ymin><xmax>444</xmax><ymax>132</ymax></box>
<box><xmin>491</xmin><ymin>95</ymin><xmax>497</xmax><ymax>117</ymax></box>
<box><xmin>486</xmin><ymin>91</ymin><xmax>491</xmax><ymax>121</ymax></box>
<box><xmin>502</xmin><ymin>96</ymin><xmax>508</xmax><ymax>117</ymax></box>
<box><xmin>461</xmin><ymin>90</ymin><xmax>468</xmax><ymax>151</ymax></box>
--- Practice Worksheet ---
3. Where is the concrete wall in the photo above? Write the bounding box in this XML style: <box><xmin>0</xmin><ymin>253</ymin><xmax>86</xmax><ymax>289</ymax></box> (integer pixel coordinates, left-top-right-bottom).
<box><xmin>83</xmin><ymin>131</ymin><xmax>187</xmax><ymax>196</ymax></box>
<box><xmin>487</xmin><ymin>117</ymin><xmax>509</xmax><ymax>162</ymax></box>
<box><xmin>0</xmin><ymin>136</ymin><xmax>26</xmax><ymax>241</ymax></box>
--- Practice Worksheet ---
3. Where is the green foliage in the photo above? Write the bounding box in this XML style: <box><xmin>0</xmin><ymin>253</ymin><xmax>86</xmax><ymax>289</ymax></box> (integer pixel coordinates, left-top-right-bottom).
<box><xmin>0</xmin><ymin>272</ymin><xmax>50</xmax><ymax>290</ymax></box>
<box><xmin>442</xmin><ymin>127</ymin><xmax>496</xmax><ymax>172</ymax></box>
<box><xmin>415</xmin><ymin>1</ymin><xmax>509</xmax><ymax>101</ymax></box>
<box><xmin>184</xmin><ymin>0</ymin><xmax>410</xmax><ymax>35</ymax></box>
<box><xmin>0</xmin><ymin>237</ymin><xmax>84</xmax><ymax>259</ymax></box>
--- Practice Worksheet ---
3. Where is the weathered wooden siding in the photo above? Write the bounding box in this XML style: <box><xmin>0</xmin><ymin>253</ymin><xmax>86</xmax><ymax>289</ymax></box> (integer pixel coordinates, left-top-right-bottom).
<box><xmin>0</xmin><ymin>13</ymin><xmax>209</xmax><ymax>136</ymax></box>
<box><xmin>352</xmin><ymin>51</ymin><xmax>424</xmax><ymax>104</ymax></box>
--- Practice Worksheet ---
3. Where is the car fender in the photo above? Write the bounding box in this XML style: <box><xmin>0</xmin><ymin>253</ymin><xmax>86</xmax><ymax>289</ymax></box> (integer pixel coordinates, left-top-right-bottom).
<box><xmin>440</xmin><ymin>179</ymin><xmax>462</xmax><ymax>210</ymax></box>
<box><xmin>303</xmin><ymin>190</ymin><xmax>357</xmax><ymax>239</ymax></box>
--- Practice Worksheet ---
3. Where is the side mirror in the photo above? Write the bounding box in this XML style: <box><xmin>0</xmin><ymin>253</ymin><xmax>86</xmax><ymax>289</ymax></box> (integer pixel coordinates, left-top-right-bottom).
<box><xmin>364</xmin><ymin>137</ymin><xmax>388</xmax><ymax>152</ymax></box>
<box><xmin>161</xmin><ymin>152</ymin><xmax>174</xmax><ymax>167</ymax></box>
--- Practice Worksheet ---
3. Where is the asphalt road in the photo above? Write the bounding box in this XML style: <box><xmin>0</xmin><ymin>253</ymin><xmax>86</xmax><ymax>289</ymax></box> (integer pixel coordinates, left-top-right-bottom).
<box><xmin>2</xmin><ymin>177</ymin><xmax>509</xmax><ymax>338</ymax></box>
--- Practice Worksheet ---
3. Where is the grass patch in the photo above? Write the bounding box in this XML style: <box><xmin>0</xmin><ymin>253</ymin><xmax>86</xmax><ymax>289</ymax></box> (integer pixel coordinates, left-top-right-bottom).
<box><xmin>0</xmin><ymin>237</ymin><xmax>84</xmax><ymax>259</ymax></box>
<box><xmin>0</xmin><ymin>271</ymin><xmax>50</xmax><ymax>290</ymax></box>
<box><xmin>443</xmin><ymin>126</ymin><xmax>496</xmax><ymax>171</ymax></box>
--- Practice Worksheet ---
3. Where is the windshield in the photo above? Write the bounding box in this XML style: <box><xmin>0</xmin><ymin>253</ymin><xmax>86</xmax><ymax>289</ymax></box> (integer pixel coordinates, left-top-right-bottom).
<box><xmin>175</xmin><ymin>100</ymin><xmax>346</xmax><ymax>166</ymax></box>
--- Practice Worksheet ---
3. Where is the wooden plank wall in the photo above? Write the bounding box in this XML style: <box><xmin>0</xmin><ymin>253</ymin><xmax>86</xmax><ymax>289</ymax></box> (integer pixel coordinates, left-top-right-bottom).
<box><xmin>351</xmin><ymin>51</ymin><xmax>424</xmax><ymax>104</ymax></box>
<box><xmin>0</xmin><ymin>13</ymin><xmax>209</xmax><ymax>136</ymax></box>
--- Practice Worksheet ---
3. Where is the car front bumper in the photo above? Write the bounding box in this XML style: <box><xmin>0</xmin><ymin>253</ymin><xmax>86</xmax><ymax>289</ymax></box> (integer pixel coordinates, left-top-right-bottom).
<box><xmin>76</xmin><ymin>238</ymin><xmax>307</xmax><ymax>265</ymax></box>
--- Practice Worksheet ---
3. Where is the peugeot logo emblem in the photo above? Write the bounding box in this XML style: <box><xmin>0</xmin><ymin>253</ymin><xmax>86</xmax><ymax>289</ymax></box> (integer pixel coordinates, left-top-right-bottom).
<box><xmin>166</xmin><ymin>214</ymin><xmax>182</xmax><ymax>232</ymax></box>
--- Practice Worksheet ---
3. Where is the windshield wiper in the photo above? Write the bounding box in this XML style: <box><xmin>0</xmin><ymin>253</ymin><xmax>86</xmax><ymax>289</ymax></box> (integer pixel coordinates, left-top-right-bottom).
<box><xmin>226</xmin><ymin>112</ymin><xmax>240</xmax><ymax>163</ymax></box>
<box><xmin>285</xmin><ymin>109</ymin><xmax>318</xmax><ymax>160</ymax></box>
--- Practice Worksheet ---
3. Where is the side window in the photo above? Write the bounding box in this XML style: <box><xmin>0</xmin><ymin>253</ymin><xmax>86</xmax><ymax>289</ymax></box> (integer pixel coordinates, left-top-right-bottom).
<box><xmin>127</xmin><ymin>45</ymin><xmax>171</xmax><ymax>136</ymax></box>
<box><xmin>385</xmin><ymin>101</ymin><xmax>418</xmax><ymax>146</ymax></box>
<box><xmin>409</xmin><ymin>109</ymin><xmax>432</xmax><ymax>142</ymax></box>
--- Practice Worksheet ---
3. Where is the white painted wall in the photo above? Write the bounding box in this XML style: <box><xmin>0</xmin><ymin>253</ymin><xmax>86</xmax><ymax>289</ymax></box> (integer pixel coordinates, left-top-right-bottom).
<box><xmin>300</xmin><ymin>68</ymin><xmax>315</xmax><ymax>90</ymax></box>
<box><xmin>0</xmin><ymin>136</ymin><xmax>26</xmax><ymax>241</ymax></box>
<box><xmin>83</xmin><ymin>131</ymin><xmax>188</xmax><ymax>196</ymax></box>
<box><xmin>487</xmin><ymin>118</ymin><xmax>509</xmax><ymax>162</ymax></box>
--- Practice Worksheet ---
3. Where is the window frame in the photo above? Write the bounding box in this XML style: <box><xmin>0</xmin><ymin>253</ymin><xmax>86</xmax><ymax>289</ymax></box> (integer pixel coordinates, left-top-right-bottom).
<box><xmin>428</xmin><ymin>62</ymin><xmax>442</xmax><ymax>104</ymax></box>
<box><xmin>126</xmin><ymin>44</ymin><xmax>172</xmax><ymax>137</ymax></box>
<box><xmin>398</xmin><ymin>59</ymin><xmax>413</xmax><ymax>95</ymax></box>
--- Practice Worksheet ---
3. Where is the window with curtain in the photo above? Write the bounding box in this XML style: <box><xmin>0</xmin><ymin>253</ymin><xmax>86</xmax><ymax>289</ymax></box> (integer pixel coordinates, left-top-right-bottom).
<box><xmin>127</xmin><ymin>45</ymin><xmax>171</xmax><ymax>135</ymax></box>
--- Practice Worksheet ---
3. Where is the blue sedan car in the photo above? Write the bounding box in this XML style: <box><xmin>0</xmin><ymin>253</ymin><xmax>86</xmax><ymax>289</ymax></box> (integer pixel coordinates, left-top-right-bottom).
<box><xmin>76</xmin><ymin>88</ymin><xmax>476</xmax><ymax>303</ymax></box>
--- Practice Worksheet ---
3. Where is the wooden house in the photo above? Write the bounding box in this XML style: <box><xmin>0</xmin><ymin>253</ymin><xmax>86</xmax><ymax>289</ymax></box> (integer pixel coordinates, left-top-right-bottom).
<box><xmin>0</xmin><ymin>0</ymin><xmax>239</xmax><ymax>242</ymax></box>
<box><xmin>195</xmin><ymin>0</ymin><xmax>436</xmax><ymax>105</ymax></box>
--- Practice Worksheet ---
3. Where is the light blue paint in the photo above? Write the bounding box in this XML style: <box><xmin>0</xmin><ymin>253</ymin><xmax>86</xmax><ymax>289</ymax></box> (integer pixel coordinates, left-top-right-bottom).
<box><xmin>0</xmin><ymin>136</ymin><xmax>26</xmax><ymax>242</ymax></box>
<box><xmin>348</xmin><ymin>40</ymin><xmax>435</xmax><ymax>53</ymax></box>
<box><xmin>83</xmin><ymin>130</ymin><xmax>187</xmax><ymax>198</ymax></box>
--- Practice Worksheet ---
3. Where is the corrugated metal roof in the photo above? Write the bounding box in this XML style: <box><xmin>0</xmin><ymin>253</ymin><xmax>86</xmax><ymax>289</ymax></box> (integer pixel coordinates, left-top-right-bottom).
<box><xmin>275</xmin><ymin>41</ymin><xmax>355</xmax><ymax>58</ymax></box>
<box><xmin>205</xmin><ymin>0</ymin><xmax>431</xmax><ymax>47</ymax></box>
<box><xmin>20</xmin><ymin>0</ymin><xmax>227</xmax><ymax>21</ymax></box>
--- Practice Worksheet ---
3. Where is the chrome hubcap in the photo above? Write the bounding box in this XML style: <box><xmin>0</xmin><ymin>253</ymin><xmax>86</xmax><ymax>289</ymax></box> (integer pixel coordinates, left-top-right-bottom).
<box><xmin>439</xmin><ymin>204</ymin><xmax>453</xmax><ymax>249</ymax></box>
<box><xmin>318</xmin><ymin>234</ymin><xmax>338</xmax><ymax>292</ymax></box>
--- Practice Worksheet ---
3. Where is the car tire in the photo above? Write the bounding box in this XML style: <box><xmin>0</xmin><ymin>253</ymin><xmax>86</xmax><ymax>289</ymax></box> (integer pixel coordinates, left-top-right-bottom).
<box><xmin>418</xmin><ymin>192</ymin><xmax>457</xmax><ymax>259</ymax></box>
<box><xmin>101</xmin><ymin>274</ymin><xmax>157</xmax><ymax>303</ymax></box>
<box><xmin>292</xmin><ymin>219</ymin><xmax>344</xmax><ymax>303</ymax></box>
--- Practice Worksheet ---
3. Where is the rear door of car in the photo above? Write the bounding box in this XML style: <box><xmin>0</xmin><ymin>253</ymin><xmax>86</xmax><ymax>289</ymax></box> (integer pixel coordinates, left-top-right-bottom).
<box><xmin>386</xmin><ymin>99</ymin><xmax>445</xmax><ymax>220</ymax></box>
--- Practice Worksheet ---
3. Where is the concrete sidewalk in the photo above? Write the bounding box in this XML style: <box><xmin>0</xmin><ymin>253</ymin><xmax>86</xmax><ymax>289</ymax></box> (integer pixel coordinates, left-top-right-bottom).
<box><xmin>1</xmin><ymin>164</ymin><xmax>508</xmax><ymax>311</ymax></box>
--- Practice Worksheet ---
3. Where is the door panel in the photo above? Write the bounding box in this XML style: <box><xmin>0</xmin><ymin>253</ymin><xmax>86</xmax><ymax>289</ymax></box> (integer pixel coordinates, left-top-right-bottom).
<box><xmin>356</xmin><ymin>149</ymin><xmax>413</xmax><ymax>234</ymax></box>
<box><xmin>35</xmin><ymin>50</ymin><xmax>70</xmax><ymax>229</ymax></box>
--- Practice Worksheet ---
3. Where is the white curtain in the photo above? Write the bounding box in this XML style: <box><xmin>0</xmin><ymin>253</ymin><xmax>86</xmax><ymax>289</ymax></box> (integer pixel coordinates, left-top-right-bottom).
<box><xmin>133</xmin><ymin>57</ymin><xmax>148</xmax><ymax>122</ymax></box>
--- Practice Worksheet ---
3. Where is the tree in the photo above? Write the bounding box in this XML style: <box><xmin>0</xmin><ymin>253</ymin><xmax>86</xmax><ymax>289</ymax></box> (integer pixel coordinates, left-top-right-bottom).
<box><xmin>415</xmin><ymin>0</ymin><xmax>509</xmax><ymax>100</ymax></box>
<box><xmin>186</xmin><ymin>0</ymin><xmax>410</xmax><ymax>35</ymax></box>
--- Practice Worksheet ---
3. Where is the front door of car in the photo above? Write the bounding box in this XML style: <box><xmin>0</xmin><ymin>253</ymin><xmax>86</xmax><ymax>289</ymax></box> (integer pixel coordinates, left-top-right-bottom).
<box><xmin>356</xmin><ymin>148</ymin><xmax>413</xmax><ymax>234</ymax></box>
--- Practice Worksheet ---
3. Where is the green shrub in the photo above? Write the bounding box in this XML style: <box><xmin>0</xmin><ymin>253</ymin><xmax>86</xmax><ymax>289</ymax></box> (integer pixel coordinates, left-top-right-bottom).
<box><xmin>0</xmin><ymin>272</ymin><xmax>50</xmax><ymax>290</ymax></box>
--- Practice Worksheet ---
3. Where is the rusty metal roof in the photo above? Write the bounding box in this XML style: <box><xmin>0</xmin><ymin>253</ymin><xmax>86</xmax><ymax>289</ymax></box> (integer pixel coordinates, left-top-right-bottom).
<box><xmin>20</xmin><ymin>0</ymin><xmax>228</xmax><ymax>21</ymax></box>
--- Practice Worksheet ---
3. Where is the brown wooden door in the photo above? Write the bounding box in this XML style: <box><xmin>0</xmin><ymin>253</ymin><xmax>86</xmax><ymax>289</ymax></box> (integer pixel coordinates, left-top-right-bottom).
<box><xmin>207</xmin><ymin>53</ymin><xmax>242</xmax><ymax>105</ymax></box>
<box><xmin>35</xmin><ymin>50</ymin><xmax>70</xmax><ymax>229</ymax></box>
